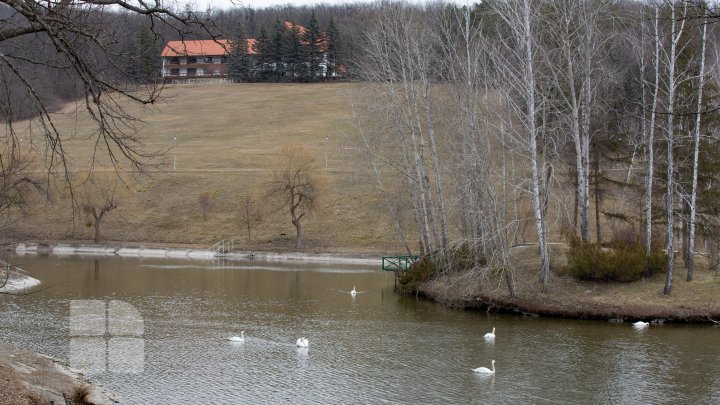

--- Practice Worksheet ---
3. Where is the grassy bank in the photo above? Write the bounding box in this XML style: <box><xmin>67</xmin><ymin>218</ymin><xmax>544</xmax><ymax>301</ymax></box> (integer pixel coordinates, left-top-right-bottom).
<box><xmin>407</xmin><ymin>245</ymin><xmax>720</xmax><ymax>323</ymax></box>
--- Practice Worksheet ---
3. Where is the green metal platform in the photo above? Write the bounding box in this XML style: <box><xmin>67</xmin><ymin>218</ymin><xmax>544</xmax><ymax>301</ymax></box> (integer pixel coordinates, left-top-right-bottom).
<box><xmin>382</xmin><ymin>255</ymin><xmax>420</xmax><ymax>271</ymax></box>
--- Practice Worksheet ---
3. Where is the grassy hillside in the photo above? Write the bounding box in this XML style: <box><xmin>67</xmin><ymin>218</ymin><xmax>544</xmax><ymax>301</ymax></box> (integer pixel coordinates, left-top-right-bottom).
<box><xmin>7</xmin><ymin>83</ymin><xmax>405</xmax><ymax>254</ymax></box>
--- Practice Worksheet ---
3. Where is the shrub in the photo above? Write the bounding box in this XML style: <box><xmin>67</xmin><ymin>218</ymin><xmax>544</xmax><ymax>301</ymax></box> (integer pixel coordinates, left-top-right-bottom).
<box><xmin>398</xmin><ymin>256</ymin><xmax>437</xmax><ymax>291</ymax></box>
<box><xmin>398</xmin><ymin>242</ymin><xmax>486</xmax><ymax>291</ymax></box>
<box><xmin>565</xmin><ymin>237</ymin><xmax>667</xmax><ymax>282</ymax></box>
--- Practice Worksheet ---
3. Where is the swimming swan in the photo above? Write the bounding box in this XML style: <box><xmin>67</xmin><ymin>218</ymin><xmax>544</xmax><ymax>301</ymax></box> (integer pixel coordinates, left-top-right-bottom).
<box><xmin>228</xmin><ymin>331</ymin><xmax>245</xmax><ymax>342</ymax></box>
<box><xmin>484</xmin><ymin>327</ymin><xmax>496</xmax><ymax>340</ymax></box>
<box><xmin>473</xmin><ymin>360</ymin><xmax>495</xmax><ymax>374</ymax></box>
<box><xmin>296</xmin><ymin>337</ymin><xmax>309</xmax><ymax>347</ymax></box>
<box><xmin>351</xmin><ymin>286</ymin><xmax>357</xmax><ymax>296</ymax></box>
<box><xmin>633</xmin><ymin>321</ymin><xmax>649</xmax><ymax>328</ymax></box>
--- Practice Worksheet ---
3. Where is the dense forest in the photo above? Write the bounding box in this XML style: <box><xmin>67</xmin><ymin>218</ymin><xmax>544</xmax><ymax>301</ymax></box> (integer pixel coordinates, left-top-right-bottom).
<box><xmin>2</xmin><ymin>0</ymin><xmax>719</xmax><ymax>296</ymax></box>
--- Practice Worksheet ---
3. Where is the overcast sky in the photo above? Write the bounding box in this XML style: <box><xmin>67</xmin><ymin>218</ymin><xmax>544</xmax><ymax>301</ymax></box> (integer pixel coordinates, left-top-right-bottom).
<box><xmin>180</xmin><ymin>0</ymin><xmax>470</xmax><ymax>11</ymax></box>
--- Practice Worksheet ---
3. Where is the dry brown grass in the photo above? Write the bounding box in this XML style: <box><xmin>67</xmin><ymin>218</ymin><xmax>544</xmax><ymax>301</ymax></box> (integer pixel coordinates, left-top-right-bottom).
<box><xmin>421</xmin><ymin>244</ymin><xmax>720</xmax><ymax>322</ymax></box>
<box><xmin>5</xmin><ymin>83</ymin><xmax>404</xmax><ymax>254</ymax></box>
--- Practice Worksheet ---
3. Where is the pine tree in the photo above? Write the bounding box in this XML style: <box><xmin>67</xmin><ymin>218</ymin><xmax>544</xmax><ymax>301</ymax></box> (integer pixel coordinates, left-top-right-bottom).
<box><xmin>281</xmin><ymin>23</ymin><xmax>305</xmax><ymax>81</ymax></box>
<box><xmin>227</xmin><ymin>22</ymin><xmax>252</xmax><ymax>82</ymax></box>
<box><xmin>302</xmin><ymin>12</ymin><xmax>323</xmax><ymax>81</ymax></box>
<box><xmin>325</xmin><ymin>18</ymin><xmax>340</xmax><ymax>79</ymax></box>
<box><xmin>138</xmin><ymin>25</ymin><xmax>160</xmax><ymax>82</ymax></box>
<box><xmin>271</xmin><ymin>19</ymin><xmax>286</xmax><ymax>80</ymax></box>
<box><xmin>252</xmin><ymin>26</ymin><xmax>273</xmax><ymax>81</ymax></box>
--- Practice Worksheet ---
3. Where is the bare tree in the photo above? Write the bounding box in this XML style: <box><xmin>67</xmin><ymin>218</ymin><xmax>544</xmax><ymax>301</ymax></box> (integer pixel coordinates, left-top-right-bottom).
<box><xmin>491</xmin><ymin>0</ymin><xmax>551</xmax><ymax>289</ymax></box>
<box><xmin>198</xmin><ymin>192</ymin><xmax>214</xmax><ymax>222</ymax></box>
<box><xmin>686</xmin><ymin>7</ymin><xmax>708</xmax><ymax>281</ymax></box>
<box><xmin>664</xmin><ymin>0</ymin><xmax>689</xmax><ymax>295</ymax></box>
<box><xmin>0</xmin><ymin>140</ymin><xmax>42</xmax><ymax>217</ymax></box>
<box><xmin>268</xmin><ymin>144</ymin><xmax>320</xmax><ymax>249</ymax></box>
<box><xmin>354</xmin><ymin>4</ymin><xmax>448</xmax><ymax>256</ymax></box>
<box><xmin>79</xmin><ymin>176</ymin><xmax>117</xmax><ymax>243</ymax></box>
<box><xmin>239</xmin><ymin>193</ymin><xmax>262</xmax><ymax>243</ymax></box>
<box><xmin>644</xmin><ymin>4</ymin><xmax>662</xmax><ymax>277</ymax></box>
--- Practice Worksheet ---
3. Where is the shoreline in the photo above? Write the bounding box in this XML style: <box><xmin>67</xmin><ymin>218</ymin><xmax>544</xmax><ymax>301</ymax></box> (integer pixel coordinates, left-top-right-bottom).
<box><xmin>10</xmin><ymin>239</ymin><xmax>720</xmax><ymax>324</ymax></box>
<box><xmin>9</xmin><ymin>240</ymin><xmax>381</xmax><ymax>266</ymax></box>
<box><xmin>410</xmin><ymin>285</ymin><xmax>720</xmax><ymax>323</ymax></box>
<box><xmin>411</xmin><ymin>272</ymin><xmax>720</xmax><ymax>324</ymax></box>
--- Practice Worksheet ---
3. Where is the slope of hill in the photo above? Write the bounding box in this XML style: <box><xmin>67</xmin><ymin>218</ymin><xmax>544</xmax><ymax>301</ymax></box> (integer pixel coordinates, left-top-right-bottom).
<box><xmin>7</xmin><ymin>83</ymin><xmax>404</xmax><ymax>254</ymax></box>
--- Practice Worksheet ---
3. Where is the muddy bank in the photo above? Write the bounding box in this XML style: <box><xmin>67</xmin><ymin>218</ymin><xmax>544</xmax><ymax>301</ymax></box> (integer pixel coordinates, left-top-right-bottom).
<box><xmin>0</xmin><ymin>343</ymin><xmax>117</xmax><ymax>404</ymax></box>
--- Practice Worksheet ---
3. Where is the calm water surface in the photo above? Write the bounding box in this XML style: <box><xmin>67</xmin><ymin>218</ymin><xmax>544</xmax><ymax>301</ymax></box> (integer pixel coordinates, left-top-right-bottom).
<box><xmin>1</xmin><ymin>254</ymin><xmax>719</xmax><ymax>404</ymax></box>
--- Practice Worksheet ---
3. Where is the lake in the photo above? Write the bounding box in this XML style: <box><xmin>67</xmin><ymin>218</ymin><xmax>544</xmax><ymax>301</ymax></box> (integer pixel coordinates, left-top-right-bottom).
<box><xmin>1</xmin><ymin>254</ymin><xmax>719</xmax><ymax>404</ymax></box>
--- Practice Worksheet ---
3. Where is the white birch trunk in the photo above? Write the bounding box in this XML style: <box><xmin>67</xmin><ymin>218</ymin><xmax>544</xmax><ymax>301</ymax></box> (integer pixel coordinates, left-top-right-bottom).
<box><xmin>687</xmin><ymin>9</ymin><xmax>708</xmax><ymax>282</ymax></box>
<box><xmin>664</xmin><ymin>1</ymin><xmax>687</xmax><ymax>295</ymax></box>
<box><xmin>644</xmin><ymin>6</ymin><xmax>661</xmax><ymax>275</ymax></box>
<box><xmin>521</xmin><ymin>0</ymin><xmax>550</xmax><ymax>288</ymax></box>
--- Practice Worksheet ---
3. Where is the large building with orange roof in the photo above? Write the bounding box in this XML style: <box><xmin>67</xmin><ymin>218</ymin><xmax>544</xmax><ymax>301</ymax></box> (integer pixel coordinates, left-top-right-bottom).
<box><xmin>161</xmin><ymin>39</ymin><xmax>256</xmax><ymax>80</ymax></box>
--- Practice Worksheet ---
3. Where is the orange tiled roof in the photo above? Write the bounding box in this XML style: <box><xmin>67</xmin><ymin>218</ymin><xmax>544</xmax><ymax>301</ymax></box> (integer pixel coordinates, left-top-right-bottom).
<box><xmin>161</xmin><ymin>39</ymin><xmax>257</xmax><ymax>57</ymax></box>
<box><xmin>284</xmin><ymin>21</ymin><xmax>307</xmax><ymax>35</ymax></box>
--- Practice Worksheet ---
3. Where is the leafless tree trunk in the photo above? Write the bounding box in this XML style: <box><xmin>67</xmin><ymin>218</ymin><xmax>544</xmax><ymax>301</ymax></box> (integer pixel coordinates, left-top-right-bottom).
<box><xmin>686</xmin><ymin>7</ymin><xmax>708</xmax><ymax>282</ymax></box>
<box><xmin>80</xmin><ymin>176</ymin><xmax>117</xmax><ymax>243</ymax></box>
<box><xmin>268</xmin><ymin>144</ymin><xmax>320</xmax><ymax>249</ymax></box>
<box><xmin>664</xmin><ymin>1</ymin><xmax>688</xmax><ymax>295</ymax></box>
<box><xmin>644</xmin><ymin>5</ymin><xmax>662</xmax><ymax>277</ymax></box>
<box><xmin>490</xmin><ymin>0</ymin><xmax>550</xmax><ymax>289</ymax></box>
<box><xmin>354</xmin><ymin>5</ymin><xmax>449</xmax><ymax>256</ymax></box>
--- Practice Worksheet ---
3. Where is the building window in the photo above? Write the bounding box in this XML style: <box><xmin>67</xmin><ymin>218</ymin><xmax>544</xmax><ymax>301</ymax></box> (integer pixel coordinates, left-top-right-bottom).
<box><xmin>204</xmin><ymin>57</ymin><xmax>213</xmax><ymax>63</ymax></box>
<box><xmin>213</xmin><ymin>70</ymin><xmax>221</xmax><ymax>76</ymax></box>
<box><xmin>187</xmin><ymin>57</ymin><xmax>197</xmax><ymax>64</ymax></box>
<box><xmin>187</xmin><ymin>68</ymin><xmax>197</xmax><ymax>76</ymax></box>
<box><xmin>221</xmin><ymin>57</ymin><xmax>228</xmax><ymax>64</ymax></box>
<box><xmin>169</xmin><ymin>58</ymin><xmax>179</xmax><ymax>64</ymax></box>
<box><xmin>170</xmin><ymin>69</ymin><xmax>179</xmax><ymax>76</ymax></box>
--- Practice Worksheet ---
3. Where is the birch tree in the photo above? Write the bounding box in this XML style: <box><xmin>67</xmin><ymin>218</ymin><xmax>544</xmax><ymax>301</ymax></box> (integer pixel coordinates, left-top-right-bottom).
<box><xmin>685</xmin><ymin>7</ymin><xmax>708</xmax><ymax>281</ymax></box>
<box><xmin>664</xmin><ymin>0</ymin><xmax>688</xmax><ymax>295</ymax></box>
<box><xmin>490</xmin><ymin>0</ymin><xmax>551</xmax><ymax>288</ymax></box>
<box><xmin>644</xmin><ymin>5</ymin><xmax>662</xmax><ymax>276</ymax></box>
<box><xmin>355</xmin><ymin>4</ymin><xmax>448</xmax><ymax>256</ymax></box>
<box><xmin>437</xmin><ymin>4</ymin><xmax>517</xmax><ymax>296</ymax></box>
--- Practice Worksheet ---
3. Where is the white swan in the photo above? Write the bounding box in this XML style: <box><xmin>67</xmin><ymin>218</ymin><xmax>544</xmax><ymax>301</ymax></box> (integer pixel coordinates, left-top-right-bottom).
<box><xmin>296</xmin><ymin>337</ymin><xmax>309</xmax><ymax>347</ymax></box>
<box><xmin>350</xmin><ymin>286</ymin><xmax>357</xmax><ymax>296</ymax></box>
<box><xmin>473</xmin><ymin>360</ymin><xmax>495</xmax><ymax>374</ymax></box>
<box><xmin>228</xmin><ymin>331</ymin><xmax>245</xmax><ymax>342</ymax></box>
<box><xmin>633</xmin><ymin>321</ymin><xmax>649</xmax><ymax>328</ymax></box>
<box><xmin>484</xmin><ymin>327</ymin><xmax>496</xmax><ymax>340</ymax></box>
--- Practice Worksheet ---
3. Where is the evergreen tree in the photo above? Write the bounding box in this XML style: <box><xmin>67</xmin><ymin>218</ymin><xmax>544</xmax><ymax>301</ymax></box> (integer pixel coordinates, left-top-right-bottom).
<box><xmin>138</xmin><ymin>25</ymin><xmax>160</xmax><ymax>82</ymax></box>
<box><xmin>325</xmin><ymin>18</ymin><xmax>341</xmax><ymax>79</ymax></box>
<box><xmin>281</xmin><ymin>23</ymin><xmax>305</xmax><ymax>81</ymax></box>
<box><xmin>227</xmin><ymin>22</ymin><xmax>252</xmax><ymax>82</ymax></box>
<box><xmin>302</xmin><ymin>12</ymin><xmax>323</xmax><ymax>81</ymax></box>
<box><xmin>123</xmin><ymin>39</ymin><xmax>140</xmax><ymax>81</ymax></box>
<box><xmin>252</xmin><ymin>26</ymin><xmax>273</xmax><ymax>81</ymax></box>
<box><xmin>271</xmin><ymin>19</ymin><xmax>286</xmax><ymax>80</ymax></box>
